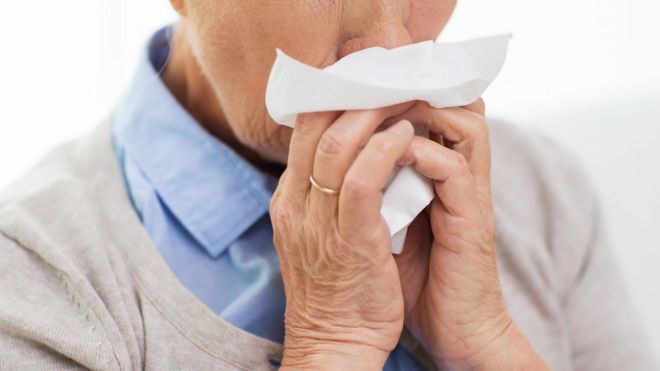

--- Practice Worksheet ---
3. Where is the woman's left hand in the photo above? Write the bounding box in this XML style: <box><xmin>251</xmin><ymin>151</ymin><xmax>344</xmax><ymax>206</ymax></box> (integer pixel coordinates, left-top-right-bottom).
<box><xmin>385</xmin><ymin>100</ymin><xmax>548</xmax><ymax>370</ymax></box>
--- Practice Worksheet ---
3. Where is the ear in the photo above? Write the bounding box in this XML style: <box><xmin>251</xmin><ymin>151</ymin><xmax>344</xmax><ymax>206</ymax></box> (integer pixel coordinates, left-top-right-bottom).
<box><xmin>169</xmin><ymin>0</ymin><xmax>187</xmax><ymax>16</ymax></box>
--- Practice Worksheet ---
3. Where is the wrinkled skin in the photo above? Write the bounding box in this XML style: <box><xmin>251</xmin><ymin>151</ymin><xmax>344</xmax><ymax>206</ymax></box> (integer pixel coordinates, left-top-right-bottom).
<box><xmin>166</xmin><ymin>1</ymin><xmax>547</xmax><ymax>369</ymax></box>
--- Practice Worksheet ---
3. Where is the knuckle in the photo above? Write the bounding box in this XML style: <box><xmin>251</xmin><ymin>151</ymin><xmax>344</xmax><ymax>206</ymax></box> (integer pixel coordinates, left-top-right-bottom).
<box><xmin>464</xmin><ymin>97</ymin><xmax>486</xmax><ymax>116</ymax></box>
<box><xmin>478</xmin><ymin>97</ymin><xmax>486</xmax><ymax>113</ymax></box>
<box><xmin>317</xmin><ymin>128</ymin><xmax>348</xmax><ymax>156</ymax></box>
<box><xmin>278</xmin><ymin>168</ymin><xmax>289</xmax><ymax>184</ymax></box>
<box><xmin>294</xmin><ymin>112</ymin><xmax>338</xmax><ymax>136</ymax></box>
<box><xmin>439</xmin><ymin>216</ymin><xmax>464</xmax><ymax>242</ymax></box>
<box><xmin>343</xmin><ymin>176</ymin><xmax>375</xmax><ymax>201</ymax></box>
<box><xmin>270</xmin><ymin>191</ymin><xmax>296</xmax><ymax>227</ymax></box>
<box><xmin>269</xmin><ymin>189</ymin><xmax>283</xmax><ymax>214</ymax></box>
<box><xmin>473</xmin><ymin>116</ymin><xmax>489</xmax><ymax>140</ymax></box>
<box><xmin>447</xmin><ymin>151</ymin><xmax>470</xmax><ymax>175</ymax></box>
<box><xmin>293</xmin><ymin>116</ymin><xmax>314</xmax><ymax>135</ymax></box>
<box><xmin>370</xmin><ymin>133</ymin><xmax>397</xmax><ymax>154</ymax></box>
<box><xmin>269</xmin><ymin>191</ymin><xmax>278</xmax><ymax>210</ymax></box>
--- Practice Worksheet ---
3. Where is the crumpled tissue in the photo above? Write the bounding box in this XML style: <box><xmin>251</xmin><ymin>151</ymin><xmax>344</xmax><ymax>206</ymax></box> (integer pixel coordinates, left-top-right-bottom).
<box><xmin>265</xmin><ymin>34</ymin><xmax>511</xmax><ymax>254</ymax></box>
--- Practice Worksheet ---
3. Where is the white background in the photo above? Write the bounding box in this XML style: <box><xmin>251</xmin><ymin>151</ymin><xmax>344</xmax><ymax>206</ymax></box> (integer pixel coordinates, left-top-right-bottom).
<box><xmin>1</xmin><ymin>0</ymin><xmax>658</xmax><ymax>355</ymax></box>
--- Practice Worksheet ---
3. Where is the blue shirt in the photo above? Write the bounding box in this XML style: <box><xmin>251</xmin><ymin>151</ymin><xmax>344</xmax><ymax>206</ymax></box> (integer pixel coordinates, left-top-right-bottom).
<box><xmin>112</xmin><ymin>26</ymin><xmax>425</xmax><ymax>370</ymax></box>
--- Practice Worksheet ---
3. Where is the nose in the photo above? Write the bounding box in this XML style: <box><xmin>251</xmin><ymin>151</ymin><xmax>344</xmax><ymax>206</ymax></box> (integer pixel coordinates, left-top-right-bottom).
<box><xmin>336</xmin><ymin>1</ymin><xmax>412</xmax><ymax>60</ymax></box>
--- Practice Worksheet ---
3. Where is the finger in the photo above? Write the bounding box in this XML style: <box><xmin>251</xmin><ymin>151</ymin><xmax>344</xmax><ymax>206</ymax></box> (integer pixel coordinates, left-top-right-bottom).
<box><xmin>311</xmin><ymin>110</ymin><xmax>383</xmax><ymax>193</ymax></box>
<box><xmin>462</xmin><ymin>97</ymin><xmax>486</xmax><ymax>116</ymax></box>
<box><xmin>311</xmin><ymin>102</ymin><xmax>416</xmax><ymax>192</ymax></box>
<box><xmin>285</xmin><ymin>111</ymin><xmax>341</xmax><ymax>194</ymax></box>
<box><xmin>338</xmin><ymin>120</ymin><xmax>415</xmax><ymax>241</ymax></box>
<box><xmin>399</xmin><ymin>136</ymin><xmax>481</xmax><ymax>220</ymax></box>
<box><xmin>385</xmin><ymin>101</ymin><xmax>491</xmax><ymax>189</ymax></box>
<box><xmin>393</xmin><ymin>211</ymin><xmax>431</xmax><ymax>313</ymax></box>
<box><xmin>306</xmin><ymin>110</ymin><xmax>386</xmax><ymax>226</ymax></box>
<box><xmin>308</xmin><ymin>103</ymin><xmax>415</xmax><ymax>221</ymax></box>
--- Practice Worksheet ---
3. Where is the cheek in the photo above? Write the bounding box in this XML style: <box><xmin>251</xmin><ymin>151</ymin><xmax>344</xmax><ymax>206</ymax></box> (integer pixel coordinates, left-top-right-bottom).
<box><xmin>189</xmin><ymin>7</ymin><xmax>341</xmax><ymax>149</ymax></box>
<box><xmin>188</xmin><ymin>3</ymin><xmax>341</xmax><ymax>110</ymax></box>
<box><xmin>225</xmin><ymin>90</ymin><xmax>288</xmax><ymax>150</ymax></box>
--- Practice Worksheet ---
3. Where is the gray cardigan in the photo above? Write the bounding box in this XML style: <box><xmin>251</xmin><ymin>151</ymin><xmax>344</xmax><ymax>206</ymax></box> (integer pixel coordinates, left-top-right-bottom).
<box><xmin>0</xmin><ymin>118</ymin><xmax>656</xmax><ymax>370</ymax></box>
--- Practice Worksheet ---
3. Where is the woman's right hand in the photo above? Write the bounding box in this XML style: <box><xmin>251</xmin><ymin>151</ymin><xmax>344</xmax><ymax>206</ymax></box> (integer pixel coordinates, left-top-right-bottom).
<box><xmin>269</xmin><ymin>107</ymin><xmax>416</xmax><ymax>370</ymax></box>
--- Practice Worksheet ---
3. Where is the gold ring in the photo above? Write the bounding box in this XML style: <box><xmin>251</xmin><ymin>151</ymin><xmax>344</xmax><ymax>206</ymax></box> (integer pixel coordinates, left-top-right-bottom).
<box><xmin>309</xmin><ymin>175</ymin><xmax>340</xmax><ymax>195</ymax></box>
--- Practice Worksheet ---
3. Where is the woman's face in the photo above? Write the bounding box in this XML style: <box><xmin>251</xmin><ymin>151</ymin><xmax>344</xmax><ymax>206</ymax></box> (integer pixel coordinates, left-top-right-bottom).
<box><xmin>177</xmin><ymin>0</ymin><xmax>456</xmax><ymax>163</ymax></box>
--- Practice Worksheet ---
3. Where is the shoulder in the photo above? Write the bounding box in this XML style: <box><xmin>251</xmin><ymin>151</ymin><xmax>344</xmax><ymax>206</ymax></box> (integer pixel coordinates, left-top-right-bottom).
<box><xmin>488</xmin><ymin>119</ymin><xmax>601</xmax><ymax>294</ymax></box>
<box><xmin>0</xmin><ymin>128</ymin><xmax>112</xmax><ymax>266</ymax></box>
<box><xmin>0</xmin><ymin>120</ymin><xmax>132</xmax><ymax>369</ymax></box>
<box><xmin>489</xmin><ymin>119</ymin><xmax>597</xmax><ymax>237</ymax></box>
<box><xmin>0</xmin><ymin>232</ymin><xmax>116</xmax><ymax>369</ymax></box>
<box><xmin>489</xmin><ymin>118</ymin><xmax>593</xmax><ymax>197</ymax></box>
<box><xmin>0</xmin><ymin>117</ymin><xmax>122</xmax><ymax>243</ymax></box>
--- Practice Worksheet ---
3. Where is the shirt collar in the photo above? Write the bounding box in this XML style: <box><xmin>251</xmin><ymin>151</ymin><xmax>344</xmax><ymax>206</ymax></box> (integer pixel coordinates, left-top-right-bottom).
<box><xmin>113</xmin><ymin>26</ymin><xmax>278</xmax><ymax>258</ymax></box>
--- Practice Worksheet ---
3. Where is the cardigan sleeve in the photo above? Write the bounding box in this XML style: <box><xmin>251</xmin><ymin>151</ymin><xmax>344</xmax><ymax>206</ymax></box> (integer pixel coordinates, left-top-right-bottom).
<box><xmin>536</xmin><ymin>135</ymin><xmax>659</xmax><ymax>371</ymax></box>
<box><xmin>560</xmin><ymin>196</ymin><xmax>658</xmax><ymax>370</ymax></box>
<box><xmin>0</xmin><ymin>233</ymin><xmax>116</xmax><ymax>370</ymax></box>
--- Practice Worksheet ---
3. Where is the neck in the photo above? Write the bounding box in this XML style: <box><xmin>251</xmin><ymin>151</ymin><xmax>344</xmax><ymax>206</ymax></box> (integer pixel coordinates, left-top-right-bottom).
<box><xmin>162</xmin><ymin>25</ymin><xmax>284</xmax><ymax>178</ymax></box>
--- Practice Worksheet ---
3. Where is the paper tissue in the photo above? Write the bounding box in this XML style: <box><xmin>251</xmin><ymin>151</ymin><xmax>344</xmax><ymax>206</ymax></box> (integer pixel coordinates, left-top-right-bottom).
<box><xmin>265</xmin><ymin>34</ymin><xmax>511</xmax><ymax>254</ymax></box>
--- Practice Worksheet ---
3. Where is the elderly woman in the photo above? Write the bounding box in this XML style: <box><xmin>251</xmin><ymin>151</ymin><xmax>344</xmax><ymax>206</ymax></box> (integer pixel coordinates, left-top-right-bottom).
<box><xmin>0</xmin><ymin>1</ymin><xmax>656</xmax><ymax>370</ymax></box>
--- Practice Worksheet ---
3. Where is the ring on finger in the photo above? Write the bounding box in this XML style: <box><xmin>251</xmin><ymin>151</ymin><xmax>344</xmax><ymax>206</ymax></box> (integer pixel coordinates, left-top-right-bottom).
<box><xmin>309</xmin><ymin>174</ymin><xmax>340</xmax><ymax>195</ymax></box>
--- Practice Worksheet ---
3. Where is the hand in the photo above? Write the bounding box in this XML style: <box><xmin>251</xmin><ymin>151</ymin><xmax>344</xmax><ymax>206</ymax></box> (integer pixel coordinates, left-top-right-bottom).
<box><xmin>270</xmin><ymin>106</ymin><xmax>417</xmax><ymax>370</ymax></box>
<box><xmin>387</xmin><ymin>100</ymin><xmax>548</xmax><ymax>370</ymax></box>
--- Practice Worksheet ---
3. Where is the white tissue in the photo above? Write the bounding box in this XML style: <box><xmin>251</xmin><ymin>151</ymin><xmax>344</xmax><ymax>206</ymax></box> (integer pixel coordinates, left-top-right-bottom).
<box><xmin>266</xmin><ymin>34</ymin><xmax>511</xmax><ymax>254</ymax></box>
